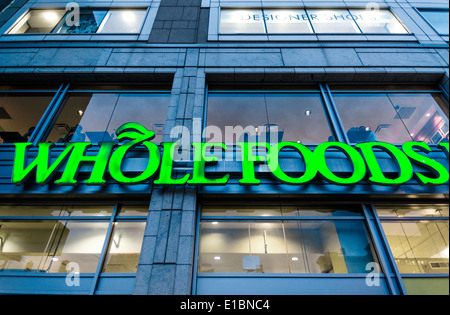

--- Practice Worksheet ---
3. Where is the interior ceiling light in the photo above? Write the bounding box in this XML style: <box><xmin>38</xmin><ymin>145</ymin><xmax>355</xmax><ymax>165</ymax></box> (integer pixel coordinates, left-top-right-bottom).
<box><xmin>44</xmin><ymin>12</ymin><xmax>59</xmax><ymax>22</ymax></box>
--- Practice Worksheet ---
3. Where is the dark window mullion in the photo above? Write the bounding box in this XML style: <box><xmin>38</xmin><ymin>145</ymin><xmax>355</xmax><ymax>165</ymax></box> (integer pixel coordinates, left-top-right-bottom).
<box><xmin>31</xmin><ymin>83</ymin><xmax>70</xmax><ymax>145</ymax></box>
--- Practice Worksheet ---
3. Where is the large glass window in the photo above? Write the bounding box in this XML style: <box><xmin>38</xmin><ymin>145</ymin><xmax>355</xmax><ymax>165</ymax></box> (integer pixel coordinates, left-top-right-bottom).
<box><xmin>0</xmin><ymin>89</ymin><xmax>56</xmax><ymax>144</ymax></box>
<box><xmin>0</xmin><ymin>203</ymin><xmax>148</xmax><ymax>274</ymax></box>
<box><xmin>219</xmin><ymin>8</ymin><xmax>408</xmax><ymax>35</ymax></box>
<box><xmin>8</xmin><ymin>8</ymin><xmax>147</xmax><ymax>34</ymax></box>
<box><xmin>351</xmin><ymin>9</ymin><xmax>408</xmax><ymax>34</ymax></box>
<box><xmin>331</xmin><ymin>88</ymin><xmax>449</xmax><ymax>144</ymax></box>
<box><xmin>219</xmin><ymin>9</ymin><xmax>267</xmax><ymax>34</ymax></box>
<box><xmin>206</xmin><ymin>89</ymin><xmax>333</xmax><ymax>144</ymax></box>
<box><xmin>7</xmin><ymin>9</ymin><xmax>66</xmax><ymax>34</ymax></box>
<box><xmin>46</xmin><ymin>87</ymin><xmax>170</xmax><ymax>144</ymax></box>
<box><xmin>376</xmin><ymin>204</ymin><xmax>449</xmax><ymax>275</ymax></box>
<box><xmin>198</xmin><ymin>205</ymin><xmax>378</xmax><ymax>274</ymax></box>
<box><xmin>419</xmin><ymin>9</ymin><xmax>449</xmax><ymax>35</ymax></box>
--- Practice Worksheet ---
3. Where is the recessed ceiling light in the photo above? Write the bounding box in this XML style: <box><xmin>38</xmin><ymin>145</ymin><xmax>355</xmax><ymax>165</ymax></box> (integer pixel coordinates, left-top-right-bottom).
<box><xmin>214</xmin><ymin>256</ymin><xmax>221</xmax><ymax>260</ymax></box>
<box><xmin>122</xmin><ymin>11</ymin><xmax>136</xmax><ymax>22</ymax></box>
<box><xmin>44</xmin><ymin>12</ymin><xmax>59</xmax><ymax>22</ymax></box>
<box><xmin>305</xmin><ymin>110</ymin><xmax>311</xmax><ymax>116</ymax></box>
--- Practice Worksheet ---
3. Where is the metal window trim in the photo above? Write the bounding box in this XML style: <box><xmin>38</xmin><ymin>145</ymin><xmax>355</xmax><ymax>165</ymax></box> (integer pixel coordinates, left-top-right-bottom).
<box><xmin>31</xmin><ymin>83</ymin><xmax>70</xmax><ymax>145</ymax></box>
<box><xmin>89</xmin><ymin>202</ymin><xmax>119</xmax><ymax>295</ymax></box>
<box><xmin>321</xmin><ymin>83</ymin><xmax>348</xmax><ymax>144</ymax></box>
<box><xmin>368</xmin><ymin>204</ymin><xmax>408</xmax><ymax>295</ymax></box>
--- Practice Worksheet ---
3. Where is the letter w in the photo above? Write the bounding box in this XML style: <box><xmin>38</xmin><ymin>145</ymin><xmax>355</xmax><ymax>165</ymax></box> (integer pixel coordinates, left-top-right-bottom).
<box><xmin>13</xmin><ymin>143</ymin><xmax>74</xmax><ymax>185</ymax></box>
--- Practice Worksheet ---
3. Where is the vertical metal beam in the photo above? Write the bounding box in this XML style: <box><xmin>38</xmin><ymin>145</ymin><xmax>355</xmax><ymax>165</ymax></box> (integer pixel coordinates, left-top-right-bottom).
<box><xmin>31</xmin><ymin>83</ymin><xmax>70</xmax><ymax>145</ymax></box>
<box><xmin>319</xmin><ymin>83</ymin><xmax>346</xmax><ymax>143</ymax></box>
<box><xmin>367</xmin><ymin>204</ymin><xmax>408</xmax><ymax>295</ymax></box>
<box><xmin>89</xmin><ymin>203</ymin><xmax>119</xmax><ymax>295</ymax></box>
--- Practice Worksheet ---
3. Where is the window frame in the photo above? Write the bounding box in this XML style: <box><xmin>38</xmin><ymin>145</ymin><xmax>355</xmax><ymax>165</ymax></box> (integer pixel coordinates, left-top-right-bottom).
<box><xmin>0</xmin><ymin>200</ymin><xmax>149</xmax><ymax>294</ymax></box>
<box><xmin>215</xmin><ymin>6</ymin><xmax>411</xmax><ymax>37</ymax></box>
<box><xmin>195</xmin><ymin>202</ymin><xmax>381</xmax><ymax>274</ymax></box>
<box><xmin>4</xmin><ymin>7</ymin><xmax>150</xmax><ymax>36</ymax></box>
<box><xmin>415</xmin><ymin>8</ymin><xmax>450</xmax><ymax>36</ymax></box>
<box><xmin>370</xmin><ymin>203</ymin><xmax>449</xmax><ymax>294</ymax></box>
<box><xmin>328</xmin><ymin>86</ymin><xmax>450</xmax><ymax>146</ymax></box>
<box><xmin>0</xmin><ymin>83</ymin><xmax>172</xmax><ymax>146</ymax></box>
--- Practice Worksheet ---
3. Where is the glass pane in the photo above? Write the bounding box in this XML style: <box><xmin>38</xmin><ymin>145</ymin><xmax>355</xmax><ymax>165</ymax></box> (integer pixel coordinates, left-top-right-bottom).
<box><xmin>99</xmin><ymin>10</ymin><xmax>147</xmax><ymax>33</ymax></box>
<box><xmin>46</xmin><ymin>93</ymin><xmax>169</xmax><ymax>144</ymax></box>
<box><xmin>197</xmin><ymin>220</ymin><xmax>377</xmax><ymax>274</ymax></box>
<box><xmin>117</xmin><ymin>205</ymin><xmax>149</xmax><ymax>217</ymax></box>
<box><xmin>8</xmin><ymin>10</ymin><xmax>65</xmax><ymax>34</ymax></box>
<box><xmin>387</xmin><ymin>93</ymin><xmax>449</xmax><ymax>144</ymax></box>
<box><xmin>350</xmin><ymin>9</ymin><xmax>408</xmax><ymax>34</ymax></box>
<box><xmin>382</xmin><ymin>221</ymin><xmax>449</xmax><ymax>274</ymax></box>
<box><xmin>265</xmin><ymin>93</ymin><xmax>332</xmax><ymax>143</ymax></box>
<box><xmin>202</xmin><ymin>206</ymin><xmax>283</xmax><ymax>217</ymax></box>
<box><xmin>420</xmin><ymin>10</ymin><xmax>449</xmax><ymax>35</ymax></box>
<box><xmin>103</xmin><ymin>94</ymin><xmax>170</xmax><ymax>144</ymax></box>
<box><xmin>206</xmin><ymin>94</ymin><xmax>268</xmax><ymax>143</ymax></box>
<box><xmin>333</xmin><ymin>93</ymin><xmax>413</xmax><ymax>143</ymax></box>
<box><xmin>202</xmin><ymin>205</ymin><xmax>362</xmax><ymax>217</ymax></box>
<box><xmin>264</xmin><ymin>9</ymin><xmax>313</xmax><ymax>34</ymax></box>
<box><xmin>375</xmin><ymin>204</ymin><xmax>449</xmax><ymax>218</ymax></box>
<box><xmin>308</xmin><ymin>9</ymin><xmax>361</xmax><ymax>34</ymax></box>
<box><xmin>403</xmin><ymin>278</ymin><xmax>449</xmax><ymax>295</ymax></box>
<box><xmin>220</xmin><ymin>9</ymin><xmax>266</xmax><ymax>34</ymax></box>
<box><xmin>102</xmin><ymin>222</ymin><xmax>145</xmax><ymax>273</ymax></box>
<box><xmin>0</xmin><ymin>94</ymin><xmax>53</xmax><ymax>144</ymax></box>
<box><xmin>56</xmin><ymin>9</ymin><xmax>107</xmax><ymax>34</ymax></box>
<box><xmin>289</xmin><ymin>221</ymin><xmax>376</xmax><ymax>273</ymax></box>
<box><xmin>0</xmin><ymin>205</ymin><xmax>114</xmax><ymax>217</ymax></box>
<box><xmin>0</xmin><ymin>220</ymin><xmax>108</xmax><ymax>273</ymax></box>
<box><xmin>198</xmin><ymin>221</ymin><xmax>290</xmax><ymax>273</ymax></box>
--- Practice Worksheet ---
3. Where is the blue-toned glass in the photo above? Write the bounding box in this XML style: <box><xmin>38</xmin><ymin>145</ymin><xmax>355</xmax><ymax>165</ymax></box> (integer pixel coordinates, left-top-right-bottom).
<box><xmin>333</xmin><ymin>92</ymin><xmax>449</xmax><ymax>144</ymax></box>
<box><xmin>56</xmin><ymin>9</ymin><xmax>108</xmax><ymax>34</ymax></box>
<box><xmin>206</xmin><ymin>93</ymin><xmax>332</xmax><ymax>144</ymax></box>
<box><xmin>420</xmin><ymin>10</ymin><xmax>449</xmax><ymax>35</ymax></box>
<box><xmin>198</xmin><ymin>220</ymin><xmax>376</xmax><ymax>274</ymax></box>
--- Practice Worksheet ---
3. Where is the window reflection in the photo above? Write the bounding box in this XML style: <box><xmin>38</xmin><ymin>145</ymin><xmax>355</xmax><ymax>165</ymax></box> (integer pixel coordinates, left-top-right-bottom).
<box><xmin>333</xmin><ymin>92</ymin><xmax>449</xmax><ymax>144</ymax></box>
<box><xmin>220</xmin><ymin>9</ymin><xmax>266</xmax><ymax>34</ymax></box>
<box><xmin>350</xmin><ymin>9</ymin><xmax>408</xmax><ymax>34</ymax></box>
<box><xmin>206</xmin><ymin>93</ymin><xmax>332</xmax><ymax>144</ymax></box>
<box><xmin>375</xmin><ymin>204</ymin><xmax>449</xmax><ymax>218</ymax></box>
<box><xmin>264</xmin><ymin>9</ymin><xmax>313</xmax><ymax>34</ymax></box>
<box><xmin>308</xmin><ymin>9</ymin><xmax>361</xmax><ymax>33</ymax></box>
<box><xmin>202</xmin><ymin>205</ymin><xmax>362</xmax><ymax>217</ymax></box>
<box><xmin>419</xmin><ymin>10</ymin><xmax>449</xmax><ymax>35</ymax></box>
<box><xmin>46</xmin><ymin>92</ymin><xmax>170</xmax><ymax>144</ymax></box>
<box><xmin>198</xmin><ymin>220</ymin><xmax>376</xmax><ymax>274</ymax></box>
<box><xmin>0</xmin><ymin>94</ymin><xmax>53</xmax><ymax>144</ymax></box>
<box><xmin>7</xmin><ymin>8</ymin><xmax>147</xmax><ymax>35</ymax></box>
<box><xmin>56</xmin><ymin>9</ymin><xmax>107</xmax><ymax>34</ymax></box>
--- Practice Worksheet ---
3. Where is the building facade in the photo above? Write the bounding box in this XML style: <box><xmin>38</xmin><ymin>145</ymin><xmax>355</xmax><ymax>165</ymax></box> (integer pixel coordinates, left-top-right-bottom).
<box><xmin>0</xmin><ymin>0</ymin><xmax>448</xmax><ymax>295</ymax></box>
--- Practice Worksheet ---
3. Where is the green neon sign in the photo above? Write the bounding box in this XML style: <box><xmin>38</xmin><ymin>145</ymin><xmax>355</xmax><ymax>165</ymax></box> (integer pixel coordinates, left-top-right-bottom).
<box><xmin>12</xmin><ymin>123</ymin><xmax>449</xmax><ymax>187</ymax></box>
